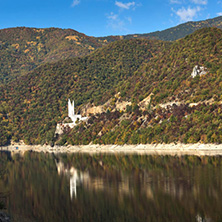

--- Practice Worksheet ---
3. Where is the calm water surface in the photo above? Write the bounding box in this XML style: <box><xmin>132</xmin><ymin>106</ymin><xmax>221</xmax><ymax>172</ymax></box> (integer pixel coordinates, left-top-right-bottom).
<box><xmin>1</xmin><ymin>151</ymin><xmax>222</xmax><ymax>222</ymax></box>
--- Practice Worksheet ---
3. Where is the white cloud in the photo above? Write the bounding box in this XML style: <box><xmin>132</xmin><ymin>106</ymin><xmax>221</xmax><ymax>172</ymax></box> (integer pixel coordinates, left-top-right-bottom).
<box><xmin>191</xmin><ymin>0</ymin><xmax>207</xmax><ymax>5</ymax></box>
<box><xmin>72</xmin><ymin>0</ymin><xmax>80</xmax><ymax>7</ymax></box>
<box><xmin>115</xmin><ymin>1</ymin><xmax>135</xmax><ymax>10</ymax></box>
<box><xmin>175</xmin><ymin>6</ymin><xmax>201</xmax><ymax>22</ymax></box>
<box><xmin>217</xmin><ymin>12</ymin><xmax>222</xmax><ymax>16</ymax></box>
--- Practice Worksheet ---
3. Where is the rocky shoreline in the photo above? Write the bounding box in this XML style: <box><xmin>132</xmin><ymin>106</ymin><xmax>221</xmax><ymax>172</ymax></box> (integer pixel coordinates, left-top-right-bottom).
<box><xmin>1</xmin><ymin>143</ymin><xmax>222</xmax><ymax>156</ymax></box>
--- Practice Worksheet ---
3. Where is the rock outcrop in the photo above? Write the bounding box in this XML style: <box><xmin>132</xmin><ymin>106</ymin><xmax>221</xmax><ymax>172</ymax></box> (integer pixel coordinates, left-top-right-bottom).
<box><xmin>191</xmin><ymin>65</ymin><xmax>207</xmax><ymax>78</ymax></box>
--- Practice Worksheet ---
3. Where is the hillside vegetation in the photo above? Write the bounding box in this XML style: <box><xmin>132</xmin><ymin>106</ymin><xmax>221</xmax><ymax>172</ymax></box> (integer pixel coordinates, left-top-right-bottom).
<box><xmin>0</xmin><ymin>27</ymin><xmax>105</xmax><ymax>84</ymax></box>
<box><xmin>0</xmin><ymin>27</ymin><xmax>222</xmax><ymax>145</ymax></box>
<box><xmin>120</xmin><ymin>27</ymin><xmax>222</xmax><ymax>105</ymax></box>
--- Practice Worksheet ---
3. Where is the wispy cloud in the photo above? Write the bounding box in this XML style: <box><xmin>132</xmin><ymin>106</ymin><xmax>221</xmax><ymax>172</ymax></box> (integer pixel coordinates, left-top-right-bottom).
<box><xmin>170</xmin><ymin>0</ymin><xmax>182</xmax><ymax>4</ymax></box>
<box><xmin>71</xmin><ymin>0</ymin><xmax>80</xmax><ymax>7</ymax></box>
<box><xmin>107</xmin><ymin>12</ymin><xmax>118</xmax><ymax>21</ymax></box>
<box><xmin>115</xmin><ymin>1</ymin><xmax>135</xmax><ymax>10</ymax></box>
<box><xmin>106</xmin><ymin>12</ymin><xmax>133</xmax><ymax>32</ymax></box>
<box><xmin>191</xmin><ymin>0</ymin><xmax>207</xmax><ymax>5</ymax></box>
<box><xmin>175</xmin><ymin>6</ymin><xmax>201</xmax><ymax>21</ymax></box>
<box><xmin>106</xmin><ymin>12</ymin><xmax>126</xmax><ymax>31</ymax></box>
<box><xmin>126</xmin><ymin>16</ymin><xmax>132</xmax><ymax>24</ymax></box>
<box><xmin>217</xmin><ymin>12</ymin><xmax>222</xmax><ymax>16</ymax></box>
<box><xmin>106</xmin><ymin>1</ymin><xmax>138</xmax><ymax>32</ymax></box>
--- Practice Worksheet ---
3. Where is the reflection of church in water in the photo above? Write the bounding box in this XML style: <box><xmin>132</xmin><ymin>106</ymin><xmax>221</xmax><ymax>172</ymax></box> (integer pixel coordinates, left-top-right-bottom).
<box><xmin>55</xmin><ymin>160</ymin><xmax>139</xmax><ymax>200</ymax></box>
<box><xmin>56</xmin><ymin>161</ymin><xmax>89</xmax><ymax>199</ymax></box>
<box><xmin>69</xmin><ymin>167</ymin><xmax>89</xmax><ymax>199</ymax></box>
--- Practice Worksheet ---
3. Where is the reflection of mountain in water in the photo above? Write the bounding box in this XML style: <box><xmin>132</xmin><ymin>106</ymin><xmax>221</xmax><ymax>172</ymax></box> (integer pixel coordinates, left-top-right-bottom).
<box><xmin>55</xmin><ymin>157</ymin><xmax>219</xmax><ymax>209</ymax></box>
<box><xmin>2</xmin><ymin>152</ymin><xmax>222</xmax><ymax>222</ymax></box>
<box><xmin>53</xmin><ymin>155</ymin><xmax>222</xmax><ymax>222</ymax></box>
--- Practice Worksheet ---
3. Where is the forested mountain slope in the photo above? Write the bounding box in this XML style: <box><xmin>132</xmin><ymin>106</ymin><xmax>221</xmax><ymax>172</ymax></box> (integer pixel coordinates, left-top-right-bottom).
<box><xmin>0</xmin><ymin>28</ymin><xmax>222</xmax><ymax>145</ymax></box>
<box><xmin>0</xmin><ymin>27</ymin><xmax>105</xmax><ymax>84</ymax></box>
<box><xmin>120</xmin><ymin>27</ymin><xmax>222</xmax><ymax>105</ymax></box>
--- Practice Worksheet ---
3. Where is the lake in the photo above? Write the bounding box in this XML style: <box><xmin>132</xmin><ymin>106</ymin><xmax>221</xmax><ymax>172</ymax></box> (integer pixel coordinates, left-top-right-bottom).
<box><xmin>1</xmin><ymin>151</ymin><xmax>222</xmax><ymax>222</ymax></box>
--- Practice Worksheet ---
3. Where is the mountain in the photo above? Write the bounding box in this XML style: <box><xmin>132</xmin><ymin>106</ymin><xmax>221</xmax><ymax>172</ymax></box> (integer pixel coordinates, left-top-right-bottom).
<box><xmin>98</xmin><ymin>16</ymin><xmax>222</xmax><ymax>42</ymax></box>
<box><xmin>1</xmin><ymin>16</ymin><xmax>222</xmax><ymax>85</ymax></box>
<box><xmin>0</xmin><ymin>27</ymin><xmax>106</xmax><ymax>84</ymax></box>
<box><xmin>0</xmin><ymin>27</ymin><xmax>222</xmax><ymax>146</ymax></box>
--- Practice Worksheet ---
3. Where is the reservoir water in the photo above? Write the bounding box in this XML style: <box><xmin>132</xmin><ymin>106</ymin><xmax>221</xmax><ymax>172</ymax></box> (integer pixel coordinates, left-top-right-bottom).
<box><xmin>1</xmin><ymin>151</ymin><xmax>222</xmax><ymax>222</ymax></box>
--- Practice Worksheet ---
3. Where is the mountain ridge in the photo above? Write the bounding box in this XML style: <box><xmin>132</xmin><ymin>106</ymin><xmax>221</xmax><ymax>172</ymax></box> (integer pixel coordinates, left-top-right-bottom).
<box><xmin>97</xmin><ymin>16</ymin><xmax>222</xmax><ymax>42</ymax></box>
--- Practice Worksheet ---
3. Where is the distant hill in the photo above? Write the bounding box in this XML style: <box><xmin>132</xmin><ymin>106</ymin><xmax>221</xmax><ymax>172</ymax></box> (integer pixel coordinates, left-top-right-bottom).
<box><xmin>0</xmin><ymin>27</ymin><xmax>106</xmax><ymax>84</ymax></box>
<box><xmin>98</xmin><ymin>16</ymin><xmax>222</xmax><ymax>42</ymax></box>
<box><xmin>1</xmin><ymin>27</ymin><xmax>222</xmax><ymax>145</ymax></box>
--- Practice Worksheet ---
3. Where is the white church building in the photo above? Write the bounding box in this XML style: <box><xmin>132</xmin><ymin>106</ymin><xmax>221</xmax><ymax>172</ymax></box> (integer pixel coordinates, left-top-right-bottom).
<box><xmin>68</xmin><ymin>99</ymin><xmax>88</xmax><ymax>123</ymax></box>
<box><xmin>55</xmin><ymin>99</ymin><xmax>88</xmax><ymax>135</ymax></box>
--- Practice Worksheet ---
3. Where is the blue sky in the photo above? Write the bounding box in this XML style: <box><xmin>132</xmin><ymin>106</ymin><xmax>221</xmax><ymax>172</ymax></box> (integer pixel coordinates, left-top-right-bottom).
<box><xmin>0</xmin><ymin>0</ymin><xmax>221</xmax><ymax>37</ymax></box>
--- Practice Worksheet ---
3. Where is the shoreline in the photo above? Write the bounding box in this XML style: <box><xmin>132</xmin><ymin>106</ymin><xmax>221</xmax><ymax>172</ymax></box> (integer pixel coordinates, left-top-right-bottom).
<box><xmin>1</xmin><ymin>143</ymin><xmax>222</xmax><ymax>156</ymax></box>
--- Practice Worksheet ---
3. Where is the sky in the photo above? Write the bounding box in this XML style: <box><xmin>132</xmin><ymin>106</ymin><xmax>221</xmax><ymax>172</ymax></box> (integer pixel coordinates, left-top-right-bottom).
<box><xmin>0</xmin><ymin>0</ymin><xmax>222</xmax><ymax>37</ymax></box>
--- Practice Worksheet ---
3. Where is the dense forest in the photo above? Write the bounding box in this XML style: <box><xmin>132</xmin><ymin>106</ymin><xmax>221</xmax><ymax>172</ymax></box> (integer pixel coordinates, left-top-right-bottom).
<box><xmin>0</xmin><ymin>38</ymin><xmax>167</xmax><ymax>145</ymax></box>
<box><xmin>0</xmin><ymin>27</ymin><xmax>222</xmax><ymax>145</ymax></box>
